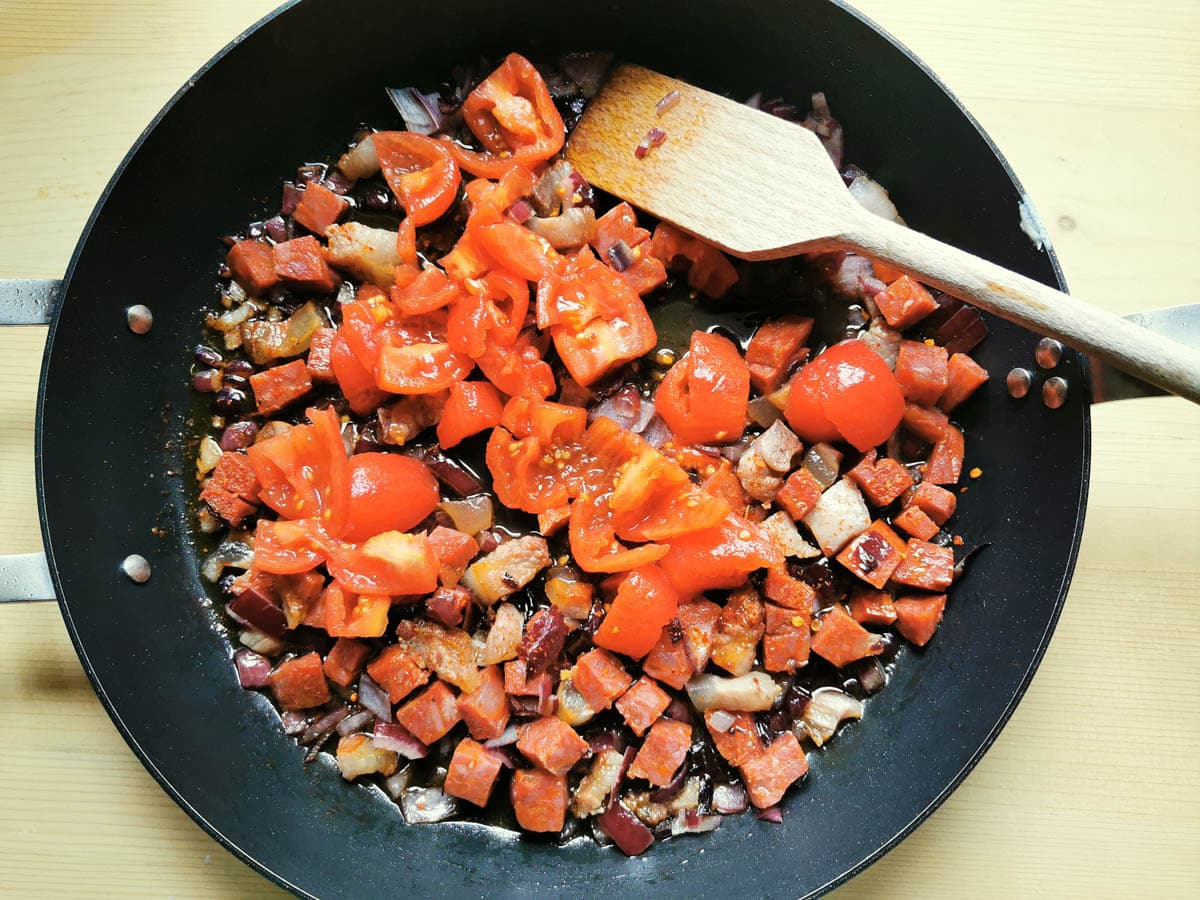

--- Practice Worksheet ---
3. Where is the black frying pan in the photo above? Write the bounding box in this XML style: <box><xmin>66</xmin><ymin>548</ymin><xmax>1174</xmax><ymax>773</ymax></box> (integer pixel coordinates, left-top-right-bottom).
<box><xmin>0</xmin><ymin>0</ymin><xmax>1149</xmax><ymax>895</ymax></box>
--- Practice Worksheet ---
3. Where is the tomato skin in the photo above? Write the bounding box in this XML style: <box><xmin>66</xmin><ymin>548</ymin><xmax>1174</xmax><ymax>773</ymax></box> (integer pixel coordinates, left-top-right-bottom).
<box><xmin>246</xmin><ymin>406</ymin><xmax>349</xmax><ymax>534</ymax></box>
<box><xmin>474</xmin><ymin>223</ymin><xmax>561</xmax><ymax>282</ymax></box>
<box><xmin>784</xmin><ymin>340</ymin><xmax>905</xmax><ymax>452</ymax></box>
<box><xmin>373</xmin><ymin>131</ymin><xmax>461</xmax><ymax>227</ymax></box>
<box><xmin>569</xmin><ymin>492</ymin><xmax>669</xmax><ymax>574</ymax></box>
<box><xmin>437</xmin><ymin>381</ymin><xmax>504</xmax><ymax>449</ymax></box>
<box><xmin>449</xmin><ymin>54</ymin><xmax>565</xmax><ymax>177</ymax></box>
<box><xmin>594</xmin><ymin>565</ymin><xmax>679</xmax><ymax>659</ymax></box>
<box><xmin>655</xmin><ymin>331</ymin><xmax>750</xmax><ymax>446</ymax></box>
<box><xmin>342</xmin><ymin>453</ymin><xmax>440</xmax><ymax>543</ymax></box>
<box><xmin>446</xmin><ymin>271</ymin><xmax>530</xmax><ymax>359</ymax></box>
<box><xmin>374</xmin><ymin>334</ymin><xmax>475</xmax><ymax>395</ymax></box>
<box><xmin>476</xmin><ymin>330</ymin><xmax>555</xmax><ymax>399</ymax></box>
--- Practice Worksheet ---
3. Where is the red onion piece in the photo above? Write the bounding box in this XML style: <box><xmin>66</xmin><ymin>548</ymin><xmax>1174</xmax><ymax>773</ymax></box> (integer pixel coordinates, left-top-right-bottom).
<box><xmin>565</xmin><ymin>170</ymin><xmax>589</xmax><ymax>197</ymax></box>
<box><xmin>373</xmin><ymin>722</ymin><xmax>429</xmax><ymax>760</ymax></box>
<box><xmin>801</xmin><ymin>92</ymin><xmax>844</xmax><ymax>169</ymax></box>
<box><xmin>280</xmin><ymin>710</ymin><xmax>308</xmax><ymax>736</ymax></box>
<box><xmin>934</xmin><ymin>307</ymin><xmax>989</xmax><ymax>355</ymax></box>
<box><xmin>648</xmin><ymin>765</ymin><xmax>689</xmax><ymax>803</ymax></box>
<box><xmin>228</xmin><ymin>588</ymin><xmax>287</xmax><ymax>639</ymax></box>
<box><xmin>281</xmin><ymin>182</ymin><xmax>303</xmax><ymax>216</ymax></box>
<box><xmin>263</xmin><ymin>216</ymin><xmax>288</xmax><ymax>243</ymax></box>
<box><xmin>606</xmin><ymin>239</ymin><xmax>635</xmax><ymax>273</ymax></box>
<box><xmin>336</xmin><ymin>710</ymin><xmax>374</xmax><ymax>737</ymax></box>
<box><xmin>426</xmin><ymin>586</ymin><xmax>470</xmax><ymax>628</ymax></box>
<box><xmin>386</xmin><ymin>86</ymin><xmax>445</xmax><ymax>135</ymax></box>
<box><xmin>587</xmin><ymin>731</ymin><xmax>627</xmax><ymax>755</ymax></box>
<box><xmin>518</xmin><ymin>608</ymin><xmax>568</xmax><ymax>675</ymax></box>
<box><xmin>647</xmin><ymin>126</ymin><xmax>667</xmax><ymax>147</ymax></box>
<box><xmin>488</xmin><ymin>746</ymin><xmax>521</xmax><ymax>769</ymax></box>
<box><xmin>234</xmin><ymin>649</ymin><xmax>272</xmax><ymax>688</ymax></box>
<box><xmin>707</xmin><ymin>709</ymin><xmax>737</xmax><ymax>733</ymax></box>
<box><xmin>711</xmin><ymin>782</ymin><xmax>749</xmax><ymax>814</ymax></box>
<box><xmin>634</xmin><ymin>139</ymin><xmax>650</xmax><ymax>160</ymax></box>
<box><xmin>357</xmin><ymin>673</ymin><xmax>392</xmax><ymax>723</ymax></box>
<box><xmin>300</xmin><ymin>705</ymin><xmax>349</xmax><ymax>745</ymax></box>
<box><xmin>321</xmin><ymin>169</ymin><xmax>353</xmax><ymax>195</ymax></box>
<box><xmin>671</xmin><ymin>811</ymin><xmax>723</xmax><ymax>835</ymax></box>
<box><xmin>590</xmin><ymin>385</ymin><xmax>655</xmax><ymax>433</ymax></box>
<box><xmin>608</xmin><ymin>746</ymin><xmax>637</xmax><ymax>808</ymax></box>
<box><xmin>414</xmin><ymin>447</ymin><xmax>485</xmax><ymax>497</ymax></box>
<box><xmin>484</xmin><ymin>724</ymin><xmax>520</xmax><ymax>748</ymax></box>
<box><xmin>219</xmin><ymin>421</ymin><xmax>259</xmax><ymax>451</ymax></box>
<box><xmin>597</xmin><ymin>802</ymin><xmax>655</xmax><ymax>856</ymax></box>
<box><xmin>756</xmin><ymin>805</ymin><xmax>784</xmax><ymax>824</ymax></box>
<box><xmin>639</xmin><ymin>414</ymin><xmax>674</xmax><ymax>449</ymax></box>
<box><xmin>505</xmin><ymin>199</ymin><xmax>534</xmax><ymax>224</ymax></box>
<box><xmin>663</xmin><ymin>698</ymin><xmax>694</xmax><ymax>724</ymax></box>
<box><xmin>656</xmin><ymin>89</ymin><xmax>681</xmax><ymax>115</ymax></box>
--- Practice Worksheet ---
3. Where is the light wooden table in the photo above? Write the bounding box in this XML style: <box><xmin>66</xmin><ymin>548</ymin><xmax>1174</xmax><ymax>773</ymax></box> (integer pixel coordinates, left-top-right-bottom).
<box><xmin>1</xmin><ymin>1</ymin><xmax>1197</xmax><ymax>897</ymax></box>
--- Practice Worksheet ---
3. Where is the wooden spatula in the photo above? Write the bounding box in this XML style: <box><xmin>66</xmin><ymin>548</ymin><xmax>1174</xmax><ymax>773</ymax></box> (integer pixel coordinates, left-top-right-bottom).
<box><xmin>565</xmin><ymin>65</ymin><xmax>1200</xmax><ymax>403</ymax></box>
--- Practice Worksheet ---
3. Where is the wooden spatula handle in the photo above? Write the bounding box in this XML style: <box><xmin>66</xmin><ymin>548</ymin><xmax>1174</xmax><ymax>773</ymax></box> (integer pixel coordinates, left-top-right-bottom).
<box><xmin>844</xmin><ymin>215</ymin><xmax>1200</xmax><ymax>403</ymax></box>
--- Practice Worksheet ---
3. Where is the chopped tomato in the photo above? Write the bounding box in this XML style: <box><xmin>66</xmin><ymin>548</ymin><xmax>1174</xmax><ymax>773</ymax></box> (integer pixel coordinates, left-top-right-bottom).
<box><xmin>474</xmin><ymin>222</ymin><xmax>562</xmax><ymax>282</ymax></box>
<box><xmin>784</xmin><ymin>340</ymin><xmax>905</xmax><ymax>452</ymax></box>
<box><xmin>657</xmin><ymin>513</ymin><xmax>782</xmax><ymax>597</ymax></box>
<box><xmin>501</xmin><ymin>396</ymin><xmax>587</xmax><ymax>444</ymax></box>
<box><xmin>390</xmin><ymin>266</ymin><xmax>461</xmax><ymax>316</ymax></box>
<box><xmin>427</xmin><ymin>527</ymin><xmax>478</xmax><ymax>588</ymax></box>
<box><xmin>486</xmin><ymin>427</ymin><xmax>571</xmax><ymax>514</ymax></box>
<box><xmin>325</xmin><ymin>531</ymin><xmax>439</xmax><ymax>596</ymax></box>
<box><xmin>655</xmin><ymin>330</ymin><xmax>750</xmax><ymax>445</ymax></box>
<box><xmin>343</xmin><ymin>453</ymin><xmax>439</xmax><ymax>543</ymax></box>
<box><xmin>569</xmin><ymin>491</ymin><xmax>670</xmax><ymax>573</ymax></box>
<box><xmin>593</xmin><ymin>565</ymin><xmax>679</xmax><ymax>659</ymax></box>
<box><xmin>269</xmin><ymin>652</ymin><xmax>330</xmax><ymax>710</ymax></box>
<box><xmin>253</xmin><ymin>519</ymin><xmax>325</xmax><ymax>575</ymax></box>
<box><xmin>447</xmin><ymin>270</ymin><xmax>531</xmax><ymax>358</ymax></box>
<box><xmin>250</xmin><ymin>360</ymin><xmax>313</xmax><ymax>416</ymax></box>
<box><xmin>437</xmin><ymin>380</ymin><xmax>504</xmax><ymax>449</ymax></box>
<box><xmin>810</xmin><ymin>604</ymin><xmax>883</xmax><ymax>667</ymax></box>
<box><xmin>591</xmin><ymin>202</ymin><xmax>667</xmax><ymax>295</ymax></box>
<box><xmin>450</xmin><ymin>53</ymin><xmax>565</xmax><ymax>177</ymax></box>
<box><xmin>444</xmin><ymin>737</ymin><xmax>505</xmax><ymax>807</ymax></box>
<box><xmin>375</xmin><ymin>333</ymin><xmax>474</xmax><ymax>395</ymax></box>
<box><xmin>745</xmin><ymin>315</ymin><xmax>814</xmax><ymax>393</ymax></box>
<box><xmin>373</xmin><ymin>131</ymin><xmax>461</xmax><ymax>227</ymax></box>
<box><xmin>894</xmin><ymin>340</ymin><xmax>949</xmax><ymax>406</ymax></box>
<box><xmin>517</xmin><ymin>716</ymin><xmax>589</xmax><ymax>776</ymax></box>
<box><xmin>463</xmin><ymin>167</ymin><xmax>538</xmax><ymax>227</ymax></box>
<box><xmin>570</xmin><ymin>648</ymin><xmax>632</xmax><ymax>712</ymax></box>
<box><xmin>510</xmin><ymin>769</ymin><xmax>567</xmax><ymax>833</ymax></box>
<box><xmin>894</xmin><ymin>594</ymin><xmax>947</xmax><ymax>646</ymax></box>
<box><xmin>628</xmin><ymin>719</ymin><xmax>691</xmax><ymax>787</ymax></box>
<box><xmin>321</xmin><ymin>586</ymin><xmax>392</xmax><ymax>639</ymax></box>
<box><xmin>226</xmin><ymin>239</ymin><xmax>279</xmax><ymax>294</ymax></box>
<box><xmin>246</xmin><ymin>406</ymin><xmax>349</xmax><ymax>534</ymax></box>
<box><xmin>273</xmin><ymin>236</ymin><xmax>340</xmax><ymax>293</ymax></box>
<box><xmin>615</xmin><ymin>677</ymin><xmax>671</xmax><ymax>738</ymax></box>
<box><xmin>475</xmin><ymin>329</ymin><xmax>555</xmax><ymax>399</ymax></box>
<box><xmin>648</xmin><ymin>223</ymin><xmax>738</xmax><ymax>298</ymax></box>
<box><xmin>292</xmin><ymin>181</ymin><xmax>348</xmax><ymax>234</ymax></box>
<box><xmin>396</xmin><ymin>681</ymin><xmax>461</xmax><ymax>745</ymax></box>
<box><xmin>329</xmin><ymin>334</ymin><xmax>387</xmax><ymax>416</ymax></box>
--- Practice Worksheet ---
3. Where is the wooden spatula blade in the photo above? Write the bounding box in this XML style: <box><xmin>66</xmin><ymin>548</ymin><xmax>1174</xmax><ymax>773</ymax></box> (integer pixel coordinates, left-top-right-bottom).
<box><xmin>566</xmin><ymin>65</ymin><xmax>857</xmax><ymax>259</ymax></box>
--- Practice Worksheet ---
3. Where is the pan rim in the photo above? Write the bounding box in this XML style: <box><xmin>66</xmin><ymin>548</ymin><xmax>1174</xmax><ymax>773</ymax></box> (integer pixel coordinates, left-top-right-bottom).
<box><xmin>33</xmin><ymin>1</ymin><xmax>1091</xmax><ymax>897</ymax></box>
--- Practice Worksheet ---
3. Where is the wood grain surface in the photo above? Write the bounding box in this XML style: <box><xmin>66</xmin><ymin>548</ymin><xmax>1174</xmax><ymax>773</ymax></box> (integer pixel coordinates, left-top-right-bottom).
<box><xmin>0</xmin><ymin>1</ymin><xmax>1197</xmax><ymax>897</ymax></box>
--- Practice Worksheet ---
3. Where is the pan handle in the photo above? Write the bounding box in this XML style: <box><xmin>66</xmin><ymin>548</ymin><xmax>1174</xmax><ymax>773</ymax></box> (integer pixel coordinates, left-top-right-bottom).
<box><xmin>1090</xmin><ymin>304</ymin><xmax>1200</xmax><ymax>403</ymax></box>
<box><xmin>0</xmin><ymin>279</ymin><xmax>58</xmax><ymax>601</ymax></box>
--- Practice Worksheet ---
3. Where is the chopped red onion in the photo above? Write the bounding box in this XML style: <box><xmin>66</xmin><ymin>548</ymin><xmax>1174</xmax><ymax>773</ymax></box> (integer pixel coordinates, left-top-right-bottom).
<box><xmin>281</xmin><ymin>181</ymin><xmax>303</xmax><ymax>216</ymax></box>
<box><xmin>193</xmin><ymin>368</ymin><xmax>222</xmax><ymax>393</ymax></box>
<box><xmin>234</xmin><ymin>649</ymin><xmax>272</xmax><ymax>688</ymax></box>
<box><xmin>321</xmin><ymin>169</ymin><xmax>354</xmax><ymax>195</ymax></box>
<box><xmin>647</xmin><ymin>126</ymin><xmax>667</xmax><ymax>147</ymax></box>
<box><xmin>648</xmin><ymin>766</ymin><xmax>689</xmax><ymax>803</ymax></box>
<box><xmin>719</xmin><ymin>434</ymin><xmax>754</xmax><ymax>464</ymax></box>
<box><xmin>488</xmin><ymin>746</ymin><xmax>521</xmax><ymax>769</ymax></box>
<box><xmin>756</xmin><ymin>805</ymin><xmax>784</xmax><ymax>824</ymax></box>
<box><xmin>357</xmin><ymin>673</ymin><xmax>392</xmax><ymax>723</ymax></box>
<box><xmin>656</xmin><ymin>89</ymin><xmax>681</xmax><ymax>115</ymax></box>
<box><xmin>386</xmin><ymin>86</ymin><xmax>445</xmax><ymax>135</ymax></box>
<box><xmin>934</xmin><ymin>306</ymin><xmax>989</xmax><ymax>355</ymax></box>
<box><xmin>590</xmin><ymin>385</ymin><xmax>655</xmax><ymax>433</ymax></box>
<box><xmin>634</xmin><ymin>139</ymin><xmax>650</xmax><ymax>160</ymax></box>
<box><xmin>400</xmin><ymin>786</ymin><xmax>459</xmax><ymax>824</ymax></box>
<box><xmin>639</xmin><ymin>414</ymin><xmax>674</xmax><ymax>449</ymax></box>
<box><xmin>412</xmin><ymin>447</ymin><xmax>485</xmax><ymax>497</ymax></box>
<box><xmin>300</xmin><ymin>705</ymin><xmax>350</xmax><ymax>745</ymax></box>
<box><xmin>336</xmin><ymin>710</ymin><xmax>374</xmax><ymax>737</ymax></box>
<box><xmin>607</xmin><ymin>239</ymin><xmax>635</xmax><ymax>273</ymax></box>
<box><xmin>484</xmin><ymin>724</ymin><xmax>520</xmax><ymax>748</ymax></box>
<box><xmin>608</xmin><ymin>746</ymin><xmax>637</xmax><ymax>808</ymax></box>
<box><xmin>373</xmin><ymin>722</ymin><xmax>429</xmax><ymax>760</ymax></box>
<box><xmin>228</xmin><ymin>588</ymin><xmax>286</xmax><ymax>639</ymax></box>
<box><xmin>597</xmin><ymin>801</ymin><xmax>655</xmax><ymax>856</ymax></box>
<box><xmin>505</xmin><ymin>199</ymin><xmax>534</xmax><ymax>224</ymax></box>
<box><xmin>707</xmin><ymin>709</ymin><xmax>737</xmax><ymax>733</ymax></box>
<box><xmin>587</xmin><ymin>731</ymin><xmax>627</xmax><ymax>754</ymax></box>
<box><xmin>519</xmin><ymin>608</ymin><xmax>568</xmax><ymax>675</ymax></box>
<box><xmin>565</xmin><ymin>170</ymin><xmax>589</xmax><ymax>197</ymax></box>
<box><xmin>711</xmin><ymin>782</ymin><xmax>749</xmax><ymax>814</ymax></box>
<box><xmin>280</xmin><ymin>710</ymin><xmax>308</xmax><ymax>736</ymax></box>
<box><xmin>263</xmin><ymin>216</ymin><xmax>288</xmax><ymax>243</ymax></box>
<box><xmin>383</xmin><ymin>768</ymin><xmax>413</xmax><ymax>800</ymax></box>
<box><xmin>663</xmin><ymin>698</ymin><xmax>694</xmax><ymax>724</ymax></box>
<box><xmin>801</xmin><ymin>92</ymin><xmax>844</xmax><ymax>169</ymax></box>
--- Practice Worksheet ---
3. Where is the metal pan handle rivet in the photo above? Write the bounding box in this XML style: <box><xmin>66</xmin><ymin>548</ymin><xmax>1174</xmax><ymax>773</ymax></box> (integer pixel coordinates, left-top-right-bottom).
<box><xmin>126</xmin><ymin>304</ymin><xmax>153</xmax><ymax>334</ymax></box>
<box><xmin>120</xmin><ymin>554</ymin><xmax>152</xmax><ymax>583</ymax></box>
<box><xmin>1042</xmin><ymin>376</ymin><xmax>1069</xmax><ymax>409</ymax></box>
<box><xmin>1006</xmin><ymin>367</ymin><xmax>1033</xmax><ymax>399</ymax></box>
<box><xmin>1035</xmin><ymin>337</ymin><xmax>1064</xmax><ymax>369</ymax></box>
